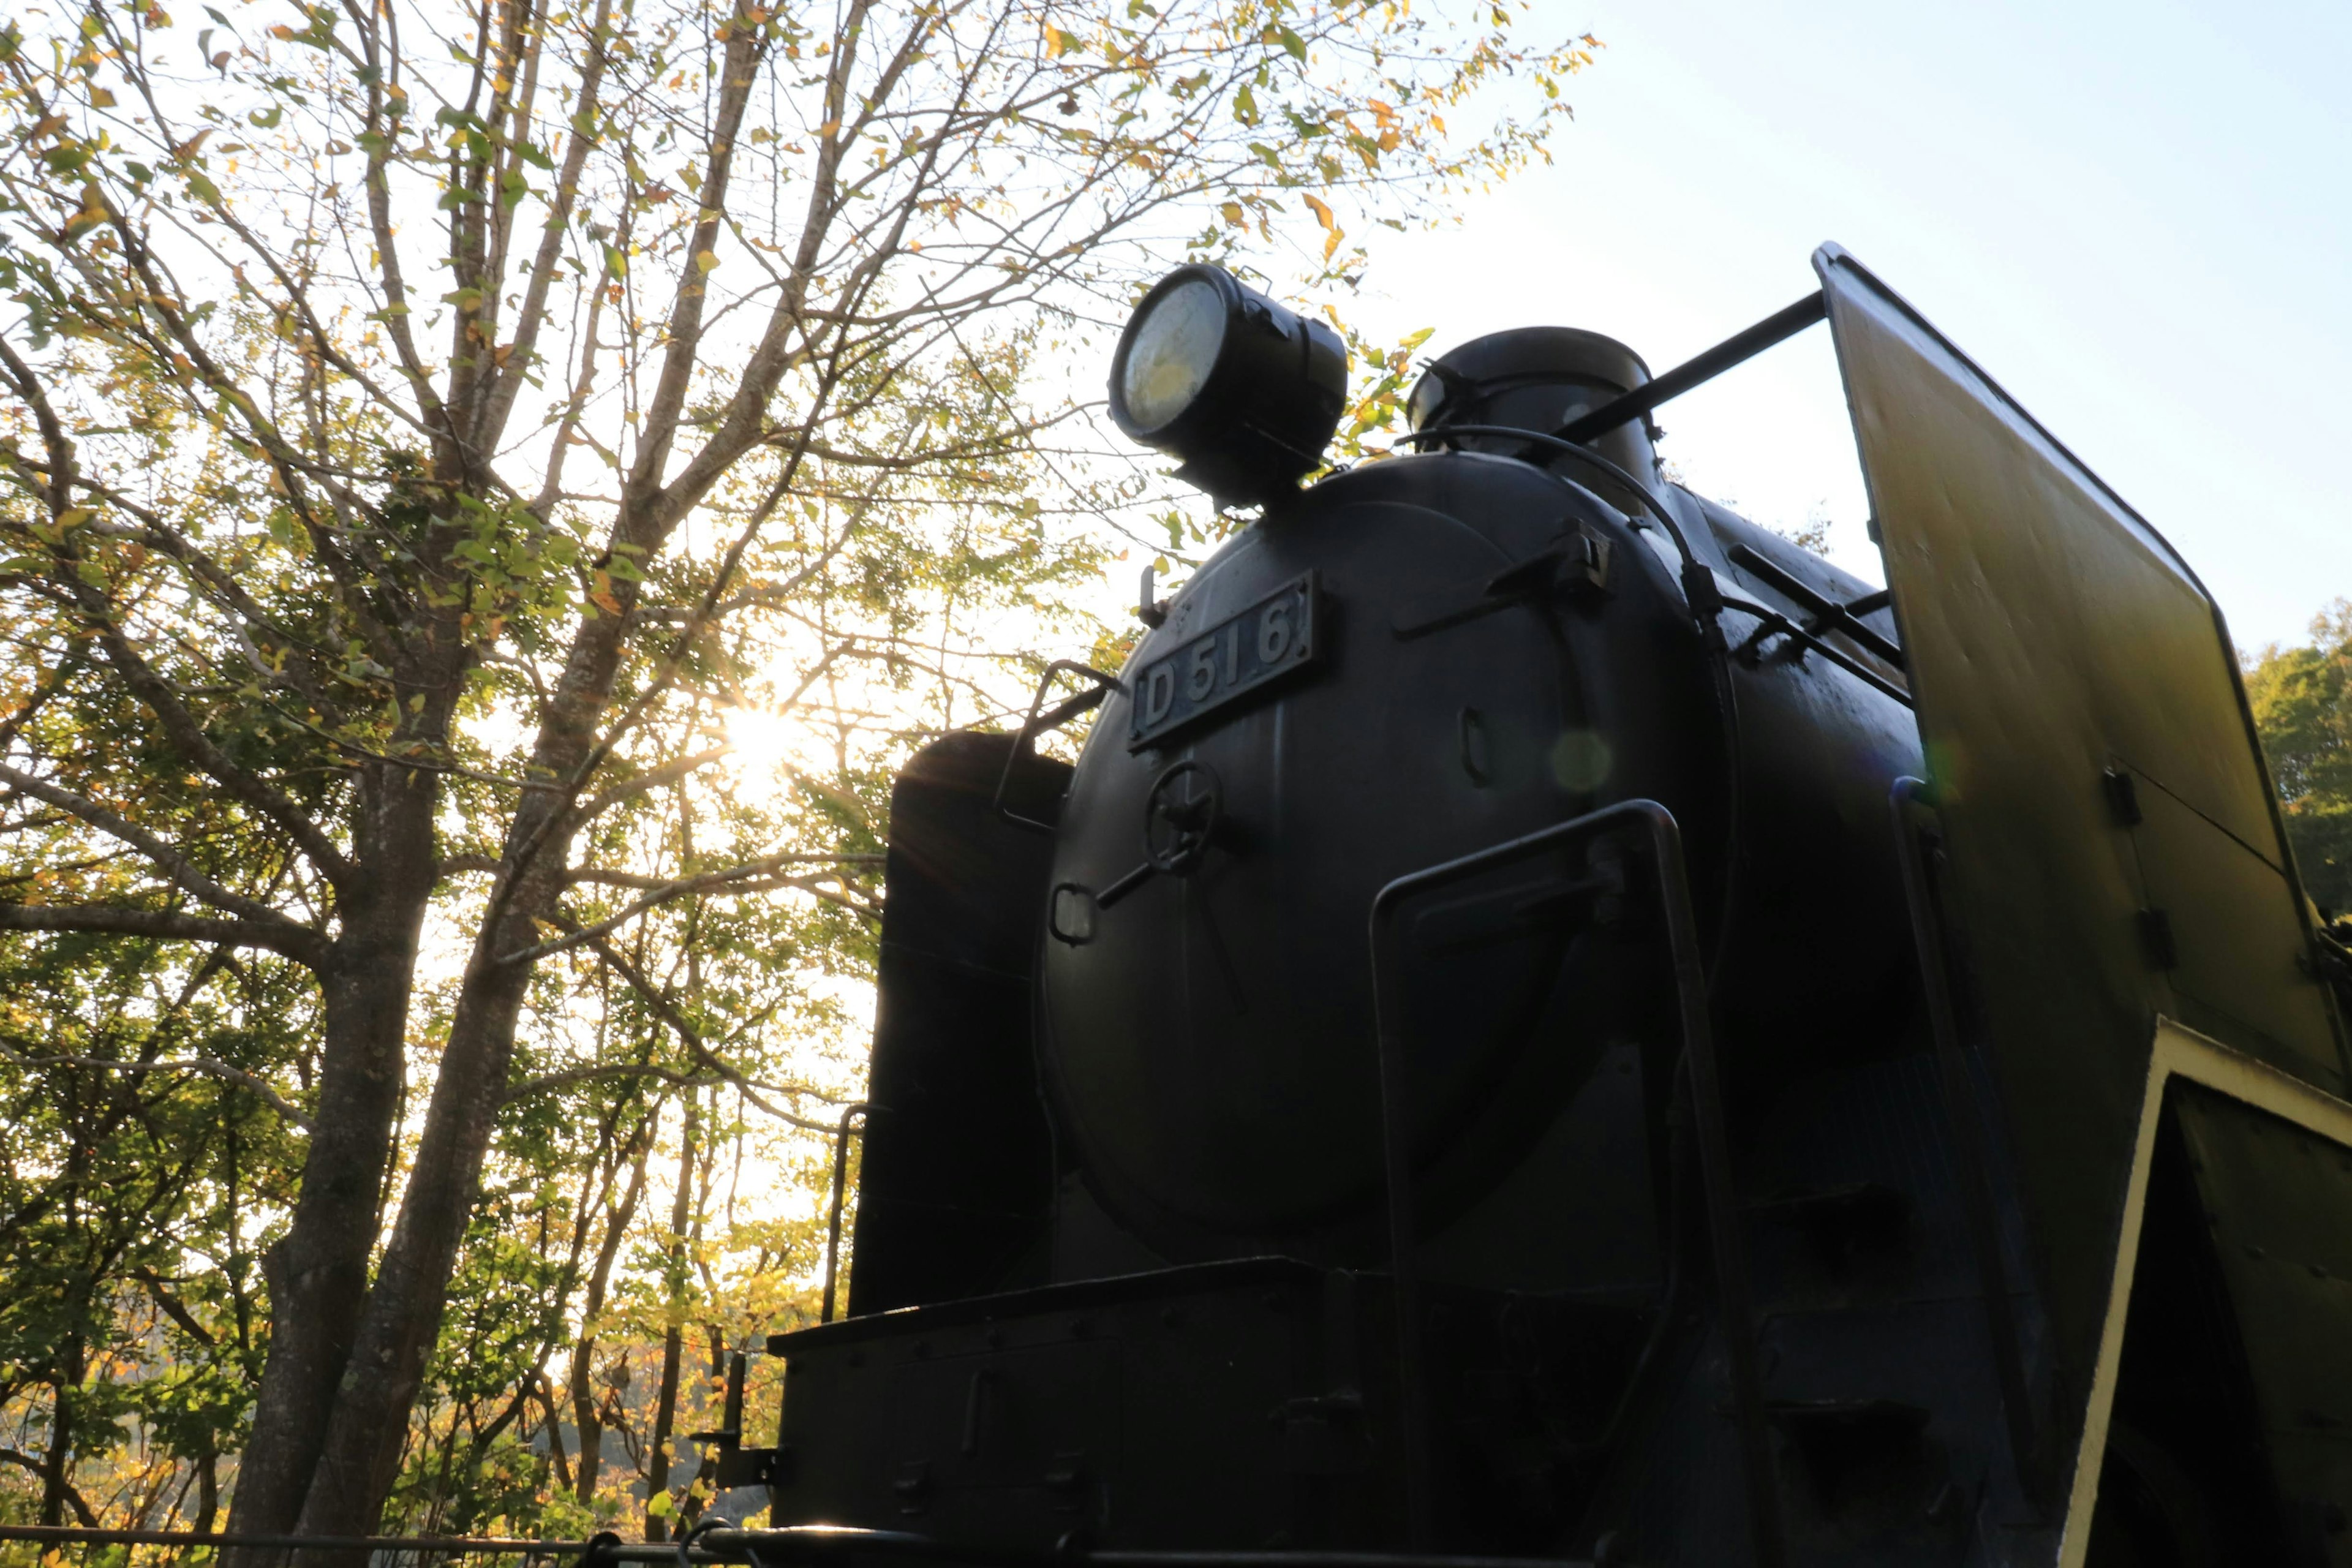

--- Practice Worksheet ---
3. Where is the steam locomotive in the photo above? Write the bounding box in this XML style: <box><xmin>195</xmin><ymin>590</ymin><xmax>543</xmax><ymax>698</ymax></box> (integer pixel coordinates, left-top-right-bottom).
<box><xmin>702</xmin><ymin>246</ymin><xmax>2352</xmax><ymax>1567</ymax></box>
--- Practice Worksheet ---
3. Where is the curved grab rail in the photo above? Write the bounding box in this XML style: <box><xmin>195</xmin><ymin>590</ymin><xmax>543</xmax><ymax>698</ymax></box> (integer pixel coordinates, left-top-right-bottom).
<box><xmin>1367</xmin><ymin>799</ymin><xmax>1784</xmax><ymax>1565</ymax></box>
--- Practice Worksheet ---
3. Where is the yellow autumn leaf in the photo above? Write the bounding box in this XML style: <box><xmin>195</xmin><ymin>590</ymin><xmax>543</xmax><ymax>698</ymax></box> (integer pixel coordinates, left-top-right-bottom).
<box><xmin>1302</xmin><ymin>192</ymin><xmax>1335</xmax><ymax>232</ymax></box>
<box><xmin>1219</xmin><ymin>201</ymin><xmax>1243</xmax><ymax>226</ymax></box>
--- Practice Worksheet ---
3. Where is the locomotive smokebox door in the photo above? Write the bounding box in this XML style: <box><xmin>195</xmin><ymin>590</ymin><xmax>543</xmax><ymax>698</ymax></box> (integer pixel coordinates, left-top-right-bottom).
<box><xmin>1817</xmin><ymin>242</ymin><xmax>2352</xmax><ymax>1556</ymax></box>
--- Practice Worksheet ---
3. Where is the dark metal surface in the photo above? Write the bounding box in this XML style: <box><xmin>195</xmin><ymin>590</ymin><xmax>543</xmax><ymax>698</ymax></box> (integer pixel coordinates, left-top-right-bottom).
<box><xmin>1126</xmin><ymin>574</ymin><xmax>1318</xmax><ymax>748</ymax></box>
<box><xmin>1716</xmin><ymin>585</ymin><xmax>1912</xmax><ymax>707</ymax></box>
<box><xmin>851</xmin><ymin>733</ymin><xmax>1066</xmax><ymax>1316</ymax></box>
<box><xmin>1369</xmin><ymin>800</ymin><xmax>1785</xmax><ymax>1566</ymax></box>
<box><xmin>1725</xmin><ymin>542</ymin><xmax>1904</xmax><ymax>668</ymax></box>
<box><xmin>788</xmin><ymin>244</ymin><xmax>2352</xmax><ymax>1567</ymax></box>
<box><xmin>1816</xmin><ymin>241</ymin><xmax>2346</xmax><ymax>1480</ymax></box>
<box><xmin>1890</xmin><ymin>778</ymin><xmax>2045</xmax><ymax>1504</ymax></box>
<box><xmin>1040</xmin><ymin>485</ymin><xmax>1602</xmax><ymax>1252</ymax></box>
<box><xmin>1107</xmin><ymin>263</ymin><xmax>1348</xmax><ymax>507</ymax></box>
<box><xmin>1405</xmin><ymin>325</ymin><xmax>1659</xmax><ymax>492</ymax></box>
<box><xmin>2169</xmin><ymin>1084</ymin><xmax>2352</xmax><ymax>1529</ymax></box>
<box><xmin>767</xmin><ymin>1259</ymin><xmax>1406</xmax><ymax>1552</ymax></box>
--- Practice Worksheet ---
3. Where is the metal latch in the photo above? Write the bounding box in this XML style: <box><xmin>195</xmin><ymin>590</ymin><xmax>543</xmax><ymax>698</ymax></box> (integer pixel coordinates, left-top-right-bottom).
<box><xmin>687</xmin><ymin>1350</ymin><xmax>790</xmax><ymax>1489</ymax></box>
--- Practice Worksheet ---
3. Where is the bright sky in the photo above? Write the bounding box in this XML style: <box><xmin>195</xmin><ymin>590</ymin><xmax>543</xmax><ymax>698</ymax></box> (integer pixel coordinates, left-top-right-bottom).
<box><xmin>1340</xmin><ymin>0</ymin><xmax>2352</xmax><ymax>651</ymax></box>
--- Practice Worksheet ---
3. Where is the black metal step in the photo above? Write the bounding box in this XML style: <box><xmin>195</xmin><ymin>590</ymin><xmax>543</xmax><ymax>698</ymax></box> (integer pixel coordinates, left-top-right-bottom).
<box><xmin>1743</xmin><ymin>1182</ymin><xmax>1912</xmax><ymax>1263</ymax></box>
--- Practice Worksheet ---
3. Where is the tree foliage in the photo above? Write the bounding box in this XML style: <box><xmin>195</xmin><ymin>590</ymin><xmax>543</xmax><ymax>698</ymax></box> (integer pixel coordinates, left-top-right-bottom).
<box><xmin>2247</xmin><ymin>600</ymin><xmax>2352</xmax><ymax>918</ymax></box>
<box><xmin>0</xmin><ymin>0</ymin><xmax>1590</xmax><ymax>1536</ymax></box>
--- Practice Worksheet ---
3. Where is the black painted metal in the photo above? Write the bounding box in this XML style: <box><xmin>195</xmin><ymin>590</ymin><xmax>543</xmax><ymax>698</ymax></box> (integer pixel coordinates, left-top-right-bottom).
<box><xmin>821</xmin><ymin>1102</ymin><xmax>873</xmax><ymax>1324</ymax></box>
<box><xmin>1550</xmin><ymin>292</ymin><xmax>1825</xmax><ymax>448</ymax></box>
<box><xmin>1389</xmin><ymin>427</ymin><xmax>1694</xmax><ymax>563</ymax></box>
<box><xmin>1406</xmin><ymin>325</ymin><xmax>1660</xmax><ymax>489</ymax></box>
<box><xmin>1370</xmin><ymin>801</ymin><xmax>1785</xmax><ymax>1567</ymax></box>
<box><xmin>1725</xmin><ymin>542</ymin><xmax>1904</xmax><ymax>668</ymax></box>
<box><xmin>1107</xmin><ymin>263</ymin><xmax>1349</xmax><ymax>507</ymax></box>
<box><xmin>1890</xmin><ymin>778</ymin><xmax>2045</xmax><ymax>1506</ymax></box>
<box><xmin>766</xmin><ymin>246</ymin><xmax>2352</xmax><ymax>1565</ymax></box>
<box><xmin>850</xmin><ymin>733</ymin><xmax>1064</xmax><ymax>1317</ymax></box>
<box><xmin>1819</xmin><ymin>243</ymin><xmax>2347</xmax><ymax>1507</ymax></box>
<box><xmin>995</xmin><ymin>662</ymin><xmax>1123</xmax><ymax>835</ymax></box>
<box><xmin>1716</xmin><ymin>587</ymin><xmax>1912</xmax><ymax>707</ymax></box>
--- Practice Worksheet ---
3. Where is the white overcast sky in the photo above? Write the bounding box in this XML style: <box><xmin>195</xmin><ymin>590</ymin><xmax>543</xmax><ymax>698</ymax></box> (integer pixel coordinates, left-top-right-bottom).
<box><xmin>1335</xmin><ymin>0</ymin><xmax>2352</xmax><ymax>650</ymax></box>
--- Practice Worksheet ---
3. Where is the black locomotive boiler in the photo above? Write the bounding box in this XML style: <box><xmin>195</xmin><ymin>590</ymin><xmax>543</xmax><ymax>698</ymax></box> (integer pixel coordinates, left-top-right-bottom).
<box><xmin>714</xmin><ymin>247</ymin><xmax>2352</xmax><ymax>1567</ymax></box>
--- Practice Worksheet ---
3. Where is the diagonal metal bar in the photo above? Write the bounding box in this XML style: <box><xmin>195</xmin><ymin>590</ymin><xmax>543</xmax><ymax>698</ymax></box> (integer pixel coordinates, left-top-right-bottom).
<box><xmin>1552</xmin><ymin>290</ymin><xmax>1826</xmax><ymax>448</ymax></box>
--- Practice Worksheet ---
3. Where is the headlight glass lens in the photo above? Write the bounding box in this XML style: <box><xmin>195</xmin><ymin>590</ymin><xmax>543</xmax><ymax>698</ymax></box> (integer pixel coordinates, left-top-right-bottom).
<box><xmin>1120</xmin><ymin>278</ymin><xmax>1226</xmax><ymax>432</ymax></box>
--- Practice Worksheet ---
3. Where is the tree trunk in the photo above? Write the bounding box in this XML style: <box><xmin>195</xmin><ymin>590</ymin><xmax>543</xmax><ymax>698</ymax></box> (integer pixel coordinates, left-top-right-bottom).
<box><xmin>39</xmin><ymin>1339</ymin><xmax>78</xmax><ymax>1527</ymax></box>
<box><xmin>537</xmin><ymin>1373</ymin><xmax>573</xmax><ymax>1496</ymax></box>
<box><xmin>229</xmin><ymin>762</ymin><xmax>441</xmax><ymax>1544</ymax></box>
<box><xmin>574</xmin><ymin>1121</ymin><xmax>651</xmax><ymax>1509</ymax></box>
<box><xmin>646</xmin><ymin>1090</ymin><xmax>699</xmax><ymax>1540</ymax></box>
<box><xmin>196</xmin><ymin>1440</ymin><xmax>219</xmax><ymax>1533</ymax></box>
<box><xmin>290</xmin><ymin>453</ymin><xmax>684</xmax><ymax>1535</ymax></box>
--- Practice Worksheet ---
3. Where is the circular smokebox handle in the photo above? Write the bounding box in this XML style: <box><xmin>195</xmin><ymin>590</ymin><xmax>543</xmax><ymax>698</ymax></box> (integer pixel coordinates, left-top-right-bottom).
<box><xmin>1142</xmin><ymin>760</ymin><xmax>1222</xmax><ymax>876</ymax></box>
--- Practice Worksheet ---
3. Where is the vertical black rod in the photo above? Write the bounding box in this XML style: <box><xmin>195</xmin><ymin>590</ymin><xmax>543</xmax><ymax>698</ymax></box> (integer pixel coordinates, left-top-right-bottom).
<box><xmin>1890</xmin><ymin>778</ymin><xmax>2045</xmax><ymax>1504</ymax></box>
<box><xmin>820</xmin><ymin>1104</ymin><xmax>872</xmax><ymax>1324</ymax></box>
<box><xmin>1370</xmin><ymin>938</ymin><xmax>1436</xmax><ymax>1544</ymax></box>
<box><xmin>723</xmin><ymin>1351</ymin><xmax>747</xmax><ymax>1436</ymax></box>
<box><xmin>1647</xmin><ymin>809</ymin><xmax>1786</xmax><ymax>1568</ymax></box>
<box><xmin>1370</xmin><ymin>799</ymin><xmax>1784</xmax><ymax>1564</ymax></box>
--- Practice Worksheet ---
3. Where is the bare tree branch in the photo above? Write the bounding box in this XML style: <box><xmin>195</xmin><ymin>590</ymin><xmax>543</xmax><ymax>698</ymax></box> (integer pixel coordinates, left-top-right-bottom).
<box><xmin>579</xmin><ymin>930</ymin><xmax>840</xmax><ymax>1131</ymax></box>
<box><xmin>0</xmin><ymin>762</ymin><xmax>322</xmax><ymax>942</ymax></box>
<box><xmin>496</xmin><ymin>849</ymin><xmax>873</xmax><ymax>965</ymax></box>
<box><xmin>0</xmin><ymin>901</ymin><xmax>325</xmax><ymax>961</ymax></box>
<box><xmin>0</xmin><ymin>1041</ymin><xmax>312</xmax><ymax>1129</ymax></box>
<box><xmin>567</xmin><ymin>854</ymin><xmax>880</xmax><ymax>889</ymax></box>
<box><xmin>501</xmin><ymin>1060</ymin><xmax>843</xmax><ymax>1129</ymax></box>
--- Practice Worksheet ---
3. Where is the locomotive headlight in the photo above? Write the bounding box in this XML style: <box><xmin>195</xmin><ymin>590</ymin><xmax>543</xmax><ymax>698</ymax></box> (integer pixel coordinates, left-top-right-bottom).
<box><xmin>1108</xmin><ymin>263</ymin><xmax>1348</xmax><ymax>508</ymax></box>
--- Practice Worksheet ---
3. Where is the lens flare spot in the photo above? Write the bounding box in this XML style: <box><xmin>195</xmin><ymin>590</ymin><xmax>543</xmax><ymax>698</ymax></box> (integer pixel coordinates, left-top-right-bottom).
<box><xmin>723</xmin><ymin>704</ymin><xmax>800</xmax><ymax>783</ymax></box>
<box><xmin>1550</xmin><ymin>729</ymin><xmax>1613</xmax><ymax>793</ymax></box>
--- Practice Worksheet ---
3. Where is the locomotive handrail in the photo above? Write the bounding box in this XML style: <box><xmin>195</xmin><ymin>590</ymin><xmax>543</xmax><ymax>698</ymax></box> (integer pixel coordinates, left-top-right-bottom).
<box><xmin>1890</xmin><ymin>778</ymin><xmax>2049</xmax><ymax>1505</ymax></box>
<box><xmin>820</xmin><ymin>1101</ymin><xmax>875</xmax><ymax>1323</ymax></box>
<box><xmin>1368</xmin><ymin>801</ymin><xmax>1786</xmax><ymax>1567</ymax></box>
<box><xmin>1390</xmin><ymin>426</ymin><xmax>1695</xmax><ymax>572</ymax></box>
<box><xmin>1716</xmin><ymin>587</ymin><xmax>1912</xmax><ymax>707</ymax></box>
<box><xmin>993</xmin><ymin>661</ymin><xmax>1125</xmax><ymax>834</ymax></box>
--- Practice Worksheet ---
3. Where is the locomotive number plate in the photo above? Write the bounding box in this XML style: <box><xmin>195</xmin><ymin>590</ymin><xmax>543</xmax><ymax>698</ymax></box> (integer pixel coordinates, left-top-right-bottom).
<box><xmin>1129</xmin><ymin>573</ymin><xmax>1320</xmax><ymax>748</ymax></box>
